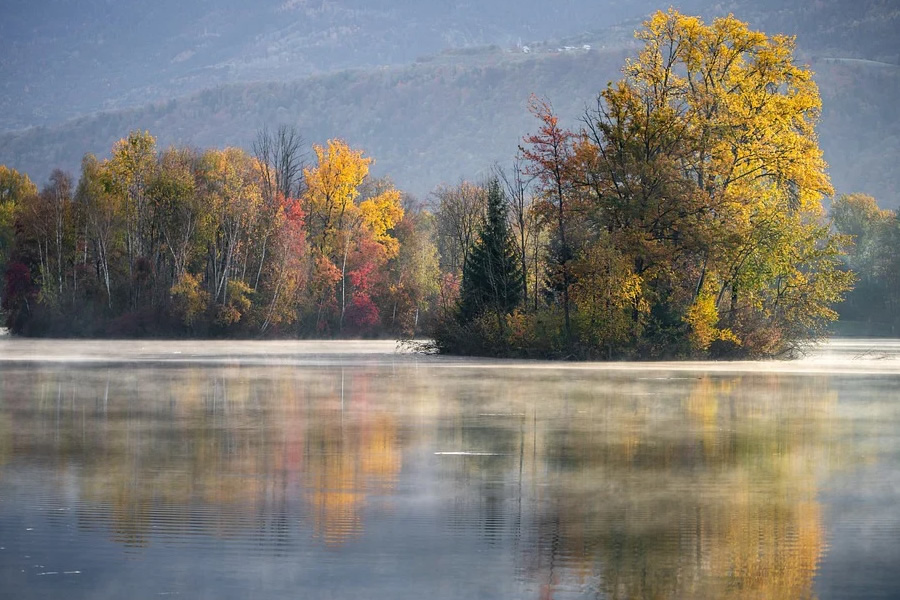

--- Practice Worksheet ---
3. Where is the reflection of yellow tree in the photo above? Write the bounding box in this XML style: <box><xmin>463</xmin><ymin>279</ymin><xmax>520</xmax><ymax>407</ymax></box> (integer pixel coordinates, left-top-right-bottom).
<box><xmin>693</xmin><ymin>377</ymin><xmax>827</xmax><ymax>600</ymax></box>
<box><xmin>305</xmin><ymin>375</ymin><xmax>402</xmax><ymax>546</ymax></box>
<box><xmin>514</xmin><ymin>373</ymin><xmax>838</xmax><ymax>600</ymax></box>
<box><xmin>307</xmin><ymin>458</ymin><xmax>364</xmax><ymax>546</ymax></box>
<box><xmin>359</xmin><ymin>414</ymin><xmax>402</xmax><ymax>487</ymax></box>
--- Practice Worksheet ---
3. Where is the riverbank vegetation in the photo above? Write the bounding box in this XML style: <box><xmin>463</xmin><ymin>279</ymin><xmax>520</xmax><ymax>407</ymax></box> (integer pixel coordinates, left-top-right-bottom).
<box><xmin>2</xmin><ymin>10</ymin><xmax>896</xmax><ymax>357</ymax></box>
<box><xmin>0</xmin><ymin>133</ymin><xmax>439</xmax><ymax>338</ymax></box>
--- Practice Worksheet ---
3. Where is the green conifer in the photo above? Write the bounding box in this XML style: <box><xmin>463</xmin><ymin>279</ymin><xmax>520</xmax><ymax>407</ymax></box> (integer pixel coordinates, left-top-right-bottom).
<box><xmin>459</xmin><ymin>178</ymin><xmax>523</xmax><ymax>321</ymax></box>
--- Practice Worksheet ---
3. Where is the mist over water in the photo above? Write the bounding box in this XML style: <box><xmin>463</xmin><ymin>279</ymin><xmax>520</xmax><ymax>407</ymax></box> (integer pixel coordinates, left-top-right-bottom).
<box><xmin>2</xmin><ymin>337</ymin><xmax>899</xmax><ymax>372</ymax></box>
<box><xmin>1</xmin><ymin>338</ymin><xmax>899</xmax><ymax>598</ymax></box>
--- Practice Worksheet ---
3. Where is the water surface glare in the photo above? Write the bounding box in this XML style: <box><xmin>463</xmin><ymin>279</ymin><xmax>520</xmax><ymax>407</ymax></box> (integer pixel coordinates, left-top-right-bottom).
<box><xmin>1</xmin><ymin>338</ymin><xmax>899</xmax><ymax>599</ymax></box>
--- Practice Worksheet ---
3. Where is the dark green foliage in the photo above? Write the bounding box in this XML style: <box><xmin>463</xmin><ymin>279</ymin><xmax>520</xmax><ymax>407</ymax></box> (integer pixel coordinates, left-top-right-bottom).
<box><xmin>459</xmin><ymin>179</ymin><xmax>523</xmax><ymax>322</ymax></box>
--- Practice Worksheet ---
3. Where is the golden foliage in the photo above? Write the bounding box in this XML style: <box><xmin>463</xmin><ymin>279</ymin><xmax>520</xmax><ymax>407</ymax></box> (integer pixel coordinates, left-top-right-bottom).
<box><xmin>170</xmin><ymin>272</ymin><xmax>208</xmax><ymax>326</ymax></box>
<box><xmin>359</xmin><ymin>187</ymin><xmax>404</xmax><ymax>258</ymax></box>
<box><xmin>570</xmin><ymin>238</ymin><xmax>648</xmax><ymax>348</ymax></box>
<box><xmin>303</xmin><ymin>139</ymin><xmax>372</xmax><ymax>254</ymax></box>
<box><xmin>685</xmin><ymin>289</ymin><xmax>740</xmax><ymax>352</ymax></box>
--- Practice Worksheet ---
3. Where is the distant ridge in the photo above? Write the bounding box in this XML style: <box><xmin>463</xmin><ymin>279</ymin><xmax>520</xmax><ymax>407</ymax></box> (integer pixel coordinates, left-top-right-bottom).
<box><xmin>1</xmin><ymin>41</ymin><xmax>898</xmax><ymax>204</ymax></box>
<box><xmin>2</xmin><ymin>0</ymin><xmax>898</xmax><ymax>203</ymax></box>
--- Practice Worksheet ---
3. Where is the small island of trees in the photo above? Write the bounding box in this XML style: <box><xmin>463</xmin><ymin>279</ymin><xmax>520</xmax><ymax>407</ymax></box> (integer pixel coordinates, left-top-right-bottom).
<box><xmin>2</xmin><ymin>10</ymin><xmax>899</xmax><ymax>358</ymax></box>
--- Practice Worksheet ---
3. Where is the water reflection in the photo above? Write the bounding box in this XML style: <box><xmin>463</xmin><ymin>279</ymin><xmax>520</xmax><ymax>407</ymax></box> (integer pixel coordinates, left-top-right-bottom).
<box><xmin>0</xmin><ymin>349</ymin><xmax>895</xmax><ymax>599</ymax></box>
<box><xmin>526</xmin><ymin>375</ymin><xmax>832</xmax><ymax>599</ymax></box>
<box><xmin>413</xmin><ymin>371</ymin><xmax>838</xmax><ymax>599</ymax></box>
<box><xmin>1</xmin><ymin>366</ymin><xmax>404</xmax><ymax>552</ymax></box>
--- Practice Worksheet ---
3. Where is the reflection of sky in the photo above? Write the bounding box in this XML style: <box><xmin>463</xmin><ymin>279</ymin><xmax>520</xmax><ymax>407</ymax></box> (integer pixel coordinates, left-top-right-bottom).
<box><xmin>817</xmin><ymin>465</ymin><xmax>900</xmax><ymax>600</ymax></box>
<box><xmin>816</xmin><ymin>375</ymin><xmax>900</xmax><ymax>600</ymax></box>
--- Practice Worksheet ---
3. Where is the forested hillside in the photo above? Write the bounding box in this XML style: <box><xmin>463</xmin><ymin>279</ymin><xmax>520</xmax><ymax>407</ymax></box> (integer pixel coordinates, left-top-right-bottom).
<box><xmin>2</xmin><ymin>43</ymin><xmax>897</xmax><ymax>203</ymax></box>
<box><xmin>2</xmin><ymin>0</ymin><xmax>898</xmax><ymax>201</ymax></box>
<box><xmin>0</xmin><ymin>46</ymin><xmax>630</xmax><ymax>199</ymax></box>
<box><xmin>1</xmin><ymin>0</ymin><xmax>697</xmax><ymax>131</ymax></box>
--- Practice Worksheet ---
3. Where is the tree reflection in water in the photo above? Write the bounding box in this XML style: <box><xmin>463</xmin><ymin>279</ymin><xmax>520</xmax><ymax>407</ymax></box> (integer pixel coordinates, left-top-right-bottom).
<box><xmin>0</xmin><ymin>362</ymin><xmax>846</xmax><ymax>598</ymax></box>
<box><xmin>0</xmin><ymin>365</ymin><xmax>404</xmax><ymax>550</ymax></box>
<box><xmin>494</xmin><ymin>374</ymin><xmax>835</xmax><ymax>599</ymax></box>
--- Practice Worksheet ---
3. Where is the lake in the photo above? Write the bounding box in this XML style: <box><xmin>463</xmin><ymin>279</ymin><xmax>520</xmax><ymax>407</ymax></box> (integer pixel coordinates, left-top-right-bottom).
<box><xmin>1</xmin><ymin>339</ymin><xmax>899</xmax><ymax>599</ymax></box>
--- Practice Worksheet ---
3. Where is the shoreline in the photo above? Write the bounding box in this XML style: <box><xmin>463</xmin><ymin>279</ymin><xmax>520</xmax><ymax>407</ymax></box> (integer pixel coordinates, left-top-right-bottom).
<box><xmin>0</xmin><ymin>337</ymin><xmax>898</xmax><ymax>375</ymax></box>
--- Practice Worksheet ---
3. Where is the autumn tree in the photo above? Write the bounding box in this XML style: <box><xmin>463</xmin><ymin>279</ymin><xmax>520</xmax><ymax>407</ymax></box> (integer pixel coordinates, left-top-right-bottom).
<box><xmin>197</xmin><ymin>147</ymin><xmax>262</xmax><ymax>326</ymax></box>
<box><xmin>433</xmin><ymin>180</ymin><xmax>486</xmax><ymax>276</ymax></box>
<box><xmin>76</xmin><ymin>154</ymin><xmax>121</xmax><ymax>310</ymax></box>
<box><xmin>257</xmin><ymin>192</ymin><xmax>308</xmax><ymax>334</ymax></box>
<box><xmin>521</xmin><ymin>97</ymin><xmax>576</xmax><ymax>340</ymax></box>
<box><xmin>0</xmin><ymin>167</ymin><xmax>37</xmax><ymax>298</ymax></box>
<box><xmin>831</xmin><ymin>193</ymin><xmax>900</xmax><ymax>332</ymax></box>
<box><xmin>253</xmin><ymin>125</ymin><xmax>306</xmax><ymax>201</ymax></box>
<box><xmin>0</xmin><ymin>166</ymin><xmax>38</xmax><ymax>322</ymax></box>
<box><xmin>301</xmin><ymin>140</ymin><xmax>403</xmax><ymax>333</ymax></box>
<box><xmin>108</xmin><ymin>130</ymin><xmax>158</xmax><ymax>308</ymax></box>
<box><xmin>831</xmin><ymin>193</ymin><xmax>893</xmax><ymax>264</ymax></box>
<box><xmin>19</xmin><ymin>170</ymin><xmax>77</xmax><ymax>308</ymax></box>
<box><xmin>381</xmin><ymin>197</ymin><xmax>440</xmax><ymax>337</ymax></box>
<box><xmin>573</xmin><ymin>10</ymin><xmax>851</xmax><ymax>356</ymax></box>
<box><xmin>150</xmin><ymin>148</ymin><xmax>204</xmax><ymax>287</ymax></box>
<box><xmin>252</xmin><ymin>125</ymin><xmax>306</xmax><ymax>292</ymax></box>
<box><xmin>495</xmin><ymin>160</ymin><xmax>539</xmax><ymax>308</ymax></box>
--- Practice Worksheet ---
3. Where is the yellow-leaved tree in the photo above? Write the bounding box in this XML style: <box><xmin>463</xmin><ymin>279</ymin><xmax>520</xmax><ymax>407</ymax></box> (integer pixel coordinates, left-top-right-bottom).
<box><xmin>0</xmin><ymin>166</ymin><xmax>38</xmax><ymax>314</ymax></box>
<box><xmin>302</xmin><ymin>140</ymin><xmax>403</xmax><ymax>332</ymax></box>
<box><xmin>197</xmin><ymin>147</ymin><xmax>262</xmax><ymax>324</ymax></box>
<box><xmin>573</xmin><ymin>9</ymin><xmax>852</xmax><ymax>356</ymax></box>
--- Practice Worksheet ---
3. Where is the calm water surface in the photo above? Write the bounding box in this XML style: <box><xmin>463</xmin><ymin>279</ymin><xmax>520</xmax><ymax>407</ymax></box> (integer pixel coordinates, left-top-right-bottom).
<box><xmin>1</xmin><ymin>339</ymin><xmax>899</xmax><ymax>599</ymax></box>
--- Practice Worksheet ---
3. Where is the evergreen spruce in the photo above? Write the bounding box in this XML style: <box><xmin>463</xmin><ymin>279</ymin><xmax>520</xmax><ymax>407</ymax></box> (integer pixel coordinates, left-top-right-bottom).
<box><xmin>459</xmin><ymin>178</ymin><xmax>523</xmax><ymax>322</ymax></box>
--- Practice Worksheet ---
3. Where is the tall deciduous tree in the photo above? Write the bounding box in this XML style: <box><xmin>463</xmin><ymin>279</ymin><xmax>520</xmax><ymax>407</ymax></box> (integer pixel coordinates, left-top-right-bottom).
<box><xmin>573</xmin><ymin>9</ymin><xmax>851</xmax><ymax>355</ymax></box>
<box><xmin>302</xmin><ymin>140</ymin><xmax>403</xmax><ymax>332</ymax></box>
<box><xmin>384</xmin><ymin>198</ymin><xmax>440</xmax><ymax>336</ymax></box>
<box><xmin>521</xmin><ymin>97</ymin><xmax>576</xmax><ymax>340</ymax></box>
<box><xmin>495</xmin><ymin>160</ymin><xmax>537</xmax><ymax>308</ymax></box>
<box><xmin>252</xmin><ymin>125</ymin><xmax>306</xmax><ymax>292</ymax></box>
<box><xmin>108</xmin><ymin>130</ymin><xmax>157</xmax><ymax>307</ymax></box>
<box><xmin>0</xmin><ymin>167</ymin><xmax>38</xmax><ymax>303</ymax></box>
<box><xmin>831</xmin><ymin>193</ymin><xmax>900</xmax><ymax>331</ymax></box>
<box><xmin>76</xmin><ymin>154</ymin><xmax>120</xmax><ymax>309</ymax></box>
<box><xmin>433</xmin><ymin>181</ymin><xmax>486</xmax><ymax>276</ymax></box>
<box><xmin>0</xmin><ymin>166</ymin><xmax>39</xmax><ymax>320</ymax></box>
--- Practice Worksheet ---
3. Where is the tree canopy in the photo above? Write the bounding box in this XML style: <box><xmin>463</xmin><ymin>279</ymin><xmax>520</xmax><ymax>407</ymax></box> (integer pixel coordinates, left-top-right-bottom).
<box><xmin>435</xmin><ymin>10</ymin><xmax>853</xmax><ymax>358</ymax></box>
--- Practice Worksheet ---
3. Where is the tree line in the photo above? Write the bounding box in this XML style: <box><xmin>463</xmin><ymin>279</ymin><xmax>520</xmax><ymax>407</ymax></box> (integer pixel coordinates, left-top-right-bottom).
<box><xmin>0</xmin><ymin>129</ymin><xmax>440</xmax><ymax>337</ymax></box>
<box><xmin>2</xmin><ymin>10</ymin><xmax>897</xmax><ymax>356</ymax></box>
<box><xmin>830</xmin><ymin>193</ymin><xmax>900</xmax><ymax>336</ymax></box>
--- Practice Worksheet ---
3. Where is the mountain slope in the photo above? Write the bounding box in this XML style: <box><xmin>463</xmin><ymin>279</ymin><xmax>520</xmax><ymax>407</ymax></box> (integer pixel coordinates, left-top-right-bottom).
<box><xmin>1</xmin><ymin>0</ymin><xmax>705</xmax><ymax>131</ymax></box>
<box><xmin>2</xmin><ymin>42</ymin><xmax>897</xmax><ymax>204</ymax></box>
<box><xmin>0</xmin><ymin>46</ymin><xmax>627</xmax><ymax>196</ymax></box>
<box><xmin>2</xmin><ymin>1</ymin><xmax>898</xmax><ymax>203</ymax></box>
